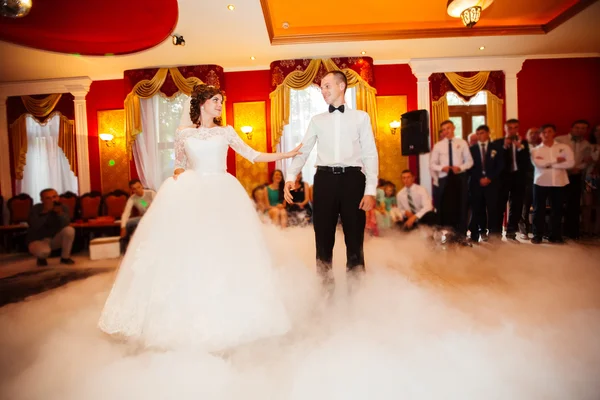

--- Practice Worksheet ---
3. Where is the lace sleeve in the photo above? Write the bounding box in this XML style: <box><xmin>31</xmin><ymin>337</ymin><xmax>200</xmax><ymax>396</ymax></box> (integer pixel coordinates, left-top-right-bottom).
<box><xmin>225</xmin><ymin>126</ymin><xmax>260</xmax><ymax>163</ymax></box>
<box><xmin>174</xmin><ymin>129</ymin><xmax>188</xmax><ymax>169</ymax></box>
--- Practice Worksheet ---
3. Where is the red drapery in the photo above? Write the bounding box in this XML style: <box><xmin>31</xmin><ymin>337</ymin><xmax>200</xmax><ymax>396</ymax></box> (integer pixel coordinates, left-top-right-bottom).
<box><xmin>124</xmin><ymin>65</ymin><xmax>226</xmax><ymax>97</ymax></box>
<box><xmin>429</xmin><ymin>71</ymin><xmax>505</xmax><ymax>101</ymax></box>
<box><xmin>269</xmin><ymin>57</ymin><xmax>375</xmax><ymax>90</ymax></box>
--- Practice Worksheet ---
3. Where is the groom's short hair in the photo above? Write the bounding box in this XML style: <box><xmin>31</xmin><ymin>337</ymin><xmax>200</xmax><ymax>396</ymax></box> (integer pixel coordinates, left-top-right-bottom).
<box><xmin>324</xmin><ymin>71</ymin><xmax>347</xmax><ymax>93</ymax></box>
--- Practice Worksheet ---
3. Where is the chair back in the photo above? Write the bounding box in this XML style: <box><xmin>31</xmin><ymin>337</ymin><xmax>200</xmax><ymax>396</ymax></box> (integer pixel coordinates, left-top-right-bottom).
<box><xmin>103</xmin><ymin>190</ymin><xmax>129</xmax><ymax>219</ymax></box>
<box><xmin>7</xmin><ymin>193</ymin><xmax>33</xmax><ymax>224</ymax></box>
<box><xmin>79</xmin><ymin>191</ymin><xmax>102</xmax><ymax>221</ymax></box>
<box><xmin>59</xmin><ymin>191</ymin><xmax>78</xmax><ymax>220</ymax></box>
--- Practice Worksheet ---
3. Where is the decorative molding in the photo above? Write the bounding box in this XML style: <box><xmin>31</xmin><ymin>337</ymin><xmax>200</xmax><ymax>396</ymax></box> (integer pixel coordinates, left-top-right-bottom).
<box><xmin>0</xmin><ymin>76</ymin><xmax>92</xmax><ymax>97</ymax></box>
<box><xmin>409</xmin><ymin>55</ymin><xmax>526</xmax><ymax>77</ymax></box>
<box><xmin>269</xmin><ymin>26</ymin><xmax>545</xmax><ymax>45</ymax></box>
<box><xmin>544</xmin><ymin>0</ymin><xmax>599</xmax><ymax>33</ymax></box>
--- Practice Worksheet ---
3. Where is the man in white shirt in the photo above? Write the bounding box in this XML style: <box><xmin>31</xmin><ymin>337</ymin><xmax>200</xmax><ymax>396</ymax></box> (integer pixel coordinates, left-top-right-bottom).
<box><xmin>555</xmin><ymin>119</ymin><xmax>592</xmax><ymax>240</ymax></box>
<box><xmin>530</xmin><ymin>124</ymin><xmax>575</xmax><ymax>244</ymax></box>
<box><xmin>284</xmin><ymin>71</ymin><xmax>378</xmax><ymax>290</ymax></box>
<box><xmin>394</xmin><ymin>169</ymin><xmax>437</xmax><ymax>230</ymax></box>
<box><xmin>120</xmin><ymin>179</ymin><xmax>156</xmax><ymax>246</ymax></box>
<box><xmin>429</xmin><ymin>120</ymin><xmax>473</xmax><ymax>245</ymax></box>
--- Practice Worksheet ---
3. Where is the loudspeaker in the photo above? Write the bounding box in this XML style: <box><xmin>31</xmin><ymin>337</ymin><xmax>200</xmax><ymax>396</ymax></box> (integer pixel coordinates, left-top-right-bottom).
<box><xmin>400</xmin><ymin>110</ymin><xmax>430</xmax><ymax>155</ymax></box>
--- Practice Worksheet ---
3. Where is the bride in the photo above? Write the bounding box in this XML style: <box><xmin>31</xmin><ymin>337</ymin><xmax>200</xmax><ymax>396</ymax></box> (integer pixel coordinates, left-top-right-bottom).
<box><xmin>98</xmin><ymin>84</ymin><xmax>300</xmax><ymax>351</ymax></box>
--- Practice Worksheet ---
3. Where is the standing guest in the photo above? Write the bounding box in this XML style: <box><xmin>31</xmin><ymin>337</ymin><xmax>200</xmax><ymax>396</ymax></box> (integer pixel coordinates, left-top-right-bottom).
<box><xmin>468</xmin><ymin>125</ymin><xmax>504</xmax><ymax>243</ymax></box>
<box><xmin>430</xmin><ymin>120</ymin><xmax>473</xmax><ymax>245</ymax></box>
<box><xmin>555</xmin><ymin>120</ymin><xmax>592</xmax><ymax>240</ymax></box>
<box><xmin>519</xmin><ymin>127</ymin><xmax>541</xmax><ymax>238</ymax></box>
<box><xmin>494</xmin><ymin>119</ymin><xmax>530</xmax><ymax>242</ymax></box>
<box><xmin>530</xmin><ymin>124</ymin><xmax>574</xmax><ymax>244</ymax></box>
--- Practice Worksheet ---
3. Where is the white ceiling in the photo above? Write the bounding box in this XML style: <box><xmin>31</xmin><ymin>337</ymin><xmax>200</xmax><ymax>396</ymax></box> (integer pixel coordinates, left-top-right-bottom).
<box><xmin>0</xmin><ymin>0</ymin><xmax>599</xmax><ymax>83</ymax></box>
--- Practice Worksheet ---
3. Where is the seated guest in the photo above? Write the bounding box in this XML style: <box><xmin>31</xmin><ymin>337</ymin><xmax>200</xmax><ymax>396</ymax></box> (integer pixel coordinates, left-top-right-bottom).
<box><xmin>394</xmin><ymin>169</ymin><xmax>437</xmax><ymax>230</ymax></box>
<box><xmin>530</xmin><ymin>124</ymin><xmax>575</xmax><ymax>244</ymax></box>
<box><xmin>376</xmin><ymin>182</ymin><xmax>398</xmax><ymax>230</ymax></box>
<box><xmin>27</xmin><ymin>188</ymin><xmax>76</xmax><ymax>266</ymax></box>
<box><xmin>286</xmin><ymin>172</ymin><xmax>312</xmax><ymax>226</ymax></box>
<box><xmin>120</xmin><ymin>179</ymin><xmax>156</xmax><ymax>242</ymax></box>
<box><xmin>266</xmin><ymin>169</ymin><xmax>288</xmax><ymax>228</ymax></box>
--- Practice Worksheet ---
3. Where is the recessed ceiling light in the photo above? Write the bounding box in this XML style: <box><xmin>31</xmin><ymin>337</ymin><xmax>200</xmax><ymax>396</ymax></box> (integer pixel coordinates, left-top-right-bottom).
<box><xmin>479</xmin><ymin>46</ymin><xmax>485</xmax><ymax>50</ymax></box>
<box><xmin>227</xmin><ymin>4</ymin><xmax>235</xmax><ymax>11</ymax></box>
<box><xmin>250</xmin><ymin>56</ymin><xmax>256</xmax><ymax>60</ymax></box>
<box><xmin>282</xmin><ymin>22</ymin><xmax>289</xmax><ymax>29</ymax></box>
<box><xmin>361</xmin><ymin>51</ymin><xmax>366</xmax><ymax>55</ymax></box>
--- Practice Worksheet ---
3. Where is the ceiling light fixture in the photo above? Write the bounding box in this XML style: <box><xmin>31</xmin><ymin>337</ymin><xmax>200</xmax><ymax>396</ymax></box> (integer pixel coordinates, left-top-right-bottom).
<box><xmin>446</xmin><ymin>0</ymin><xmax>494</xmax><ymax>28</ymax></box>
<box><xmin>250</xmin><ymin>56</ymin><xmax>256</xmax><ymax>60</ymax></box>
<box><xmin>227</xmin><ymin>4</ymin><xmax>235</xmax><ymax>10</ymax></box>
<box><xmin>479</xmin><ymin>46</ymin><xmax>485</xmax><ymax>50</ymax></box>
<box><xmin>172</xmin><ymin>35</ymin><xmax>185</xmax><ymax>46</ymax></box>
<box><xmin>282</xmin><ymin>22</ymin><xmax>289</xmax><ymax>29</ymax></box>
<box><xmin>361</xmin><ymin>51</ymin><xmax>366</xmax><ymax>55</ymax></box>
<box><xmin>1</xmin><ymin>0</ymin><xmax>32</xmax><ymax>18</ymax></box>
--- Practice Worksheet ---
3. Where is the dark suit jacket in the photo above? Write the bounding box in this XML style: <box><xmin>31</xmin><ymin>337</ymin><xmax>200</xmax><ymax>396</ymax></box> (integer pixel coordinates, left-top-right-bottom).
<box><xmin>492</xmin><ymin>138</ymin><xmax>530</xmax><ymax>179</ymax></box>
<box><xmin>469</xmin><ymin>141</ymin><xmax>505</xmax><ymax>188</ymax></box>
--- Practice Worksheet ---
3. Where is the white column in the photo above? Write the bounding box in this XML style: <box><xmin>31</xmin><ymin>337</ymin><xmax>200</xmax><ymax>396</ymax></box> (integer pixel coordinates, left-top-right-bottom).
<box><xmin>0</xmin><ymin>96</ymin><xmax>11</xmax><ymax>199</ymax></box>
<box><xmin>504</xmin><ymin>71</ymin><xmax>519</xmax><ymax>120</ymax></box>
<box><xmin>415</xmin><ymin>73</ymin><xmax>432</xmax><ymax>195</ymax></box>
<box><xmin>68</xmin><ymin>86</ymin><xmax>91</xmax><ymax>194</ymax></box>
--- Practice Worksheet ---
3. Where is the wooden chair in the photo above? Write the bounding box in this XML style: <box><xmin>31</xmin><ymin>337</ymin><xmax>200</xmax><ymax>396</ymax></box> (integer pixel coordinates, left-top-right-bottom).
<box><xmin>7</xmin><ymin>193</ymin><xmax>33</xmax><ymax>224</ymax></box>
<box><xmin>102</xmin><ymin>190</ymin><xmax>129</xmax><ymax>219</ymax></box>
<box><xmin>79</xmin><ymin>191</ymin><xmax>102</xmax><ymax>221</ymax></box>
<box><xmin>59</xmin><ymin>191</ymin><xmax>79</xmax><ymax>221</ymax></box>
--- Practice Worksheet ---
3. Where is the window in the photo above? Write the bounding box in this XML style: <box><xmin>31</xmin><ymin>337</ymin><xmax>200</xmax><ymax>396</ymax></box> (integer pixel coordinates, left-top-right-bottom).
<box><xmin>447</xmin><ymin>91</ymin><xmax>487</xmax><ymax>140</ymax></box>
<box><xmin>134</xmin><ymin>93</ymin><xmax>188</xmax><ymax>189</ymax></box>
<box><xmin>277</xmin><ymin>85</ymin><xmax>356</xmax><ymax>184</ymax></box>
<box><xmin>17</xmin><ymin>114</ymin><xmax>78</xmax><ymax>203</ymax></box>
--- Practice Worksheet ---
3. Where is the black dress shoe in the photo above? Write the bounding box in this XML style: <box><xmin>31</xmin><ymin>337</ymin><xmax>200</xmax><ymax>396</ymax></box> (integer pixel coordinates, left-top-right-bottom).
<box><xmin>548</xmin><ymin>237</ymin><xmax>565</xmax><ymax>244</ymax></box>
<box><xmin>531</xmin><ymin>237</ymin><xmax>542</xmax><ymax>244</ymax></box>
<box><xmin>60</xmin><ymin>258</ymin><xmax>75</xmax><ymax>265</ymax></box>
<box><xmin>37</xmin><ymin>258</ymin><xmax>48</xmax><ymax>267</ymax></box>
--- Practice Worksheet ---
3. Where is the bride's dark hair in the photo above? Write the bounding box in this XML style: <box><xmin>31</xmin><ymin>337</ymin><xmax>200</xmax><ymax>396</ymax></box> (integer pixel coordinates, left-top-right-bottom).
<box><xmin>190</xmin><ymin>84</ymin><xmax>224</xmax><ymax>127</ymax></box>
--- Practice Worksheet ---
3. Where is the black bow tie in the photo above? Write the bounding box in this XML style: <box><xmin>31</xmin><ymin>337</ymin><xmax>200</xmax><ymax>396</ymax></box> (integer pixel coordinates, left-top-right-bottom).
<box><xmin>329</xmin><ymin>104</ymin><xmax>345</xmax><ymax>113</ymax></box>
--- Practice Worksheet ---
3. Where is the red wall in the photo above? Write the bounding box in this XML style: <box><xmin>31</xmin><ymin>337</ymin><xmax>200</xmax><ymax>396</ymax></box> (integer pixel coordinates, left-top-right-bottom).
<box><xmin>373</xmin><ymin>64</ymin><xmax>420</xmax><ymax>177</ymax></box>
<box><xmin>224</xmin><ymin>70</ymin><xmax>273</xmax><ymax>175</ymax></box>
<box><xmin>518</xmin><ymin>57</ymin><xmax>600</xmax><ymax>138</ymax></box>
<box><xmin>85</xmin><ymin>79</ymin><xmax>126</xmax><ymax>192</ymax></box>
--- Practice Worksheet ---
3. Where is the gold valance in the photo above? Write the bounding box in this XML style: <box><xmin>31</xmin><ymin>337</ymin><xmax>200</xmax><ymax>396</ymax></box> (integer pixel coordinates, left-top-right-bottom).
<box><xmin>270</xmin><ymin>58</ymin><xmax>378</xmax><ymax>152</ymax></box>
<box><xmin>444</xmin><ymin>72</ymin><xmax>490</xmax><ymax>98</ymax></box>
<box><xmin>124</xmin><ymin>67</ymin><xmax>208</xmax><ymax>157</ymax></box>
<box><xmin>11</xmin><ymin>112</ymin><xmax>77</xmax><ymax>180</ymax></box>
<box><xmin>20</xmin><ymin>94</ymin><xmax>62</xmax><ymax>118</ymax></box>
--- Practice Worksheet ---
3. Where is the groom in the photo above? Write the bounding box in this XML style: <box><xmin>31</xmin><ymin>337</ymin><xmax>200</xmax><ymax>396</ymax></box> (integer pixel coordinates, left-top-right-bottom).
<box><xmin>284</xmin><ymin>71</ymin><xmax>379</xmax><ymax>291</ymax></box>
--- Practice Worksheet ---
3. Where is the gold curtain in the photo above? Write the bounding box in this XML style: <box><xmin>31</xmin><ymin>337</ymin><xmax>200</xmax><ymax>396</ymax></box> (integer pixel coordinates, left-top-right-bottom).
<box><xmin>270</xmin><ymin>58</ymin><xmax>378</xmax><ymax>152</ymax></box>
<box><xmin>12</xmin><ymin>93</ymin><xmax>77</xmax><ymax>179</ymax></box>
<box><xmin>431</xmin><ymin>96</ymin><xmax>450</xmax><ymax>143</ymax></box>
<box><xmin>58</xmin><ymin>115</ymin><xmax>77</xmax><ymax>175</ymax></box>
<box><xmin>444</xmin><ymin>72</ymin><xmax>490</xmax><ymax>97</ymax></box>
<box><xmin>486</xmin><ymin>91</ymin><xmax>504</xmax><ymax>140</ymax></box>
<box><xmin>21</xmin><ymin>94</ymin><xmax>62</xmax><ymax>117</ymax></box>
<box><xmin>10</xmin><ymin>115</ymin><xmax>28</xmax><ymax>180</ymax></box>
<box><xmin>124</xmin><ymin>67</ymin><xmax>213</xmax><ymax>157</ymax></box>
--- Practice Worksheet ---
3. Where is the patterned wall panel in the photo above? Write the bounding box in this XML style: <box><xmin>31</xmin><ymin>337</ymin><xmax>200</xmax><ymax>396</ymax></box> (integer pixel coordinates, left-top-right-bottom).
<box><xmin>97</xmin><ymin>109</ymin><xmax>130</xmax><ymax>194</ymax></box>
<box><xmin>376</xmin><ymin>95</ymin><xmax>408</xmax><ymax>190</ymax></box>
<box><xmin>233</xmin><ymin>102</ymin><xmax>268</xmax><ymax>195</ymax></box>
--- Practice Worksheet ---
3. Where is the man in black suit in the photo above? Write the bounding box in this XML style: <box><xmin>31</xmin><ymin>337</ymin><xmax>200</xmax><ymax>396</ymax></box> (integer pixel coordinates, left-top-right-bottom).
<box><xmin>469</xmin><ymin>125</ymin><xmax>505</xmax><ymax>242</ymax></box>
<box><xmin>493</xmin><ymin>119</ymin><xmax>530</xmax><ymax>242</ymax></box>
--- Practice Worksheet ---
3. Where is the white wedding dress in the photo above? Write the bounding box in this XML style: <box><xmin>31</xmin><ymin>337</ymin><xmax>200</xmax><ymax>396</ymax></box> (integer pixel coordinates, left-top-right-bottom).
<box><xmin>98</xmin><ymin>125</ymin><xmax>291</xmax><ymax>351</ymax></box>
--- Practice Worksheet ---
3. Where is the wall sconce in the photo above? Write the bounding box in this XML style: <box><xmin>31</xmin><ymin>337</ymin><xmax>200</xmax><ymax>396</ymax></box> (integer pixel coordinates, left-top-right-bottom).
<box><xmin>99</xmin><ymin>133</ymin><xmax>116</xmax><ymax>147</ymax></box>
<box><xmin>241</xmin><ymin>125</ymin><xmax>253</xmax><ymax>140</ymax></box>
<box><xmin>389</xmin><ymin>120</ymin><xmax>401</xmax><ymax>135</ymax></box>
<box><xmin>172</xmin><ymin>34</ymin><xmax>185</xmax><ymax>46</ymax></box>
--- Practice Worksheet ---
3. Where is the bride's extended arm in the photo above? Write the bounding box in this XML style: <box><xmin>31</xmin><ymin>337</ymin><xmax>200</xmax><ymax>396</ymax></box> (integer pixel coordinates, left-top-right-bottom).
<box><xmin>226</xmin><ymin>126</ymin><xmax>301</xmax><ymax>163</ymax></box>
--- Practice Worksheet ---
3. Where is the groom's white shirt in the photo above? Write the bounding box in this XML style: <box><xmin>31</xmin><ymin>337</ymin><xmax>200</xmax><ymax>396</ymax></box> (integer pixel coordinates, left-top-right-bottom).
<box><xmin>285</xmin><ymin>106</ymin><xmax>379</xmax><ymax>196</ymax></box>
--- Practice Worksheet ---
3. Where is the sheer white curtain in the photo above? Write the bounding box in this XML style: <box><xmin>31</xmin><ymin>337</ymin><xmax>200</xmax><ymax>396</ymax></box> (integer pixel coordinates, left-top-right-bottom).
<box><xmin>134</xmin><ymin>93</ymin><xmax>188</xmax><ymax>190</ymax></box>
<box><xmin>277</xmin><ymin>85</ymin><xmax>356</xmax><ymax>184</ymax></box>
<box><xmin>17</xmin><ymin>114</ymin><xmax>78</xmax><ymax>203</ymax></box>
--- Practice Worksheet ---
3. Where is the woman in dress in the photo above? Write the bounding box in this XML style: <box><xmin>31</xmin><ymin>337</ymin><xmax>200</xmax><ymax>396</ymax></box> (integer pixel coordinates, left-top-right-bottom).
<box><xmin>98</xmin><ymin>84</ymin><xmax>300</xmax><ymax>352</ymax></box>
